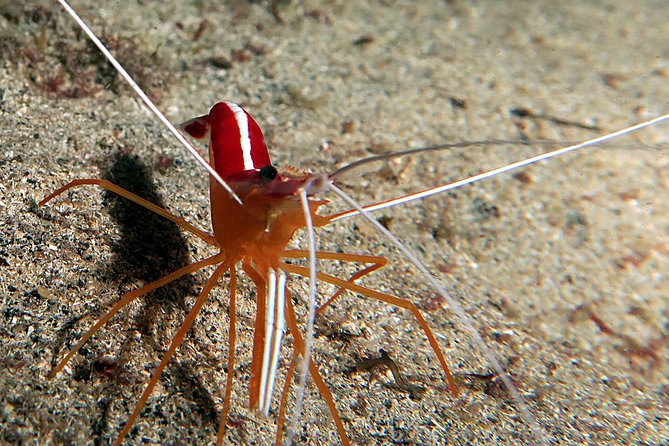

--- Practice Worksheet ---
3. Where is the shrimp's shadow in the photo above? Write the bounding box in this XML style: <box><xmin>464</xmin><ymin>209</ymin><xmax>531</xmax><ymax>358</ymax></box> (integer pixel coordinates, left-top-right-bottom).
<box><xmin>90</xmin><ymin>152</ymin><xmax>218</xmax><ymax>439</ymax></box>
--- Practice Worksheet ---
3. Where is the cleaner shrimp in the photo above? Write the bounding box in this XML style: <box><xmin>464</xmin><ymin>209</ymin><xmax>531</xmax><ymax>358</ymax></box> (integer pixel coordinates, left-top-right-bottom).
<box><xmin>1</xmin><ymin>0</ymin><xmax>668</xmax><ymax>445</ymax></box>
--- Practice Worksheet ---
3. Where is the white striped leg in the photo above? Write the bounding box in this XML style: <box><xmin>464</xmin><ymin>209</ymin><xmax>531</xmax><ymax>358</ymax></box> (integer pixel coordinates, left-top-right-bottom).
<box><xmin>258</xmin><ymin>268</ymin><xmax>287</xmax><ymax>416</ymax></box>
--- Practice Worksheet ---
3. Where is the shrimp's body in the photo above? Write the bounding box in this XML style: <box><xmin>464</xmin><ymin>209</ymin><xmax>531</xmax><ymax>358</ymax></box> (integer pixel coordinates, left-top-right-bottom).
<box><xmin>179</xmin><ymin>101</ymin><xmax>332</xmax><ymax>415</ymax></box>
<box><xmin>41</xmin><ymin>101</ymin><xmax>457</xmax><ymax>445</ymax></box>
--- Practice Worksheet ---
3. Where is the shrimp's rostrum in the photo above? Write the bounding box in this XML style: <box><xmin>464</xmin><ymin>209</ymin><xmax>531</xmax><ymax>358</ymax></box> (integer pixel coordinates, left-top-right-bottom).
<box><xmin>2</xmin><ymin>1</ymin><xmax>667</xmax><ymax>445</ymax></box>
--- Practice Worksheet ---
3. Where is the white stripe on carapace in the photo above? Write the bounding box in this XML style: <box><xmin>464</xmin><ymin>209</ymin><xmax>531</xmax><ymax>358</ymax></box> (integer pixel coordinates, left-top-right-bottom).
<box><xmin>225</xmin><ymin>101</ymin><xmax>255</xmax><ymax>171</ymax></box>
<box><xmin>259</xmin><ymin>268</ymin><xmax>286</xmax><ymax>416</ymax></box>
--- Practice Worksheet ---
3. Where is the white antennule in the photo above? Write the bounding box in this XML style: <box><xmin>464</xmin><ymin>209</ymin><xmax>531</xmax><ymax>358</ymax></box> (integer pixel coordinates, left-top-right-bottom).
<box><xmin>55</xmin><ymin>0</ymin><xmax>242</xmax><ymax>205</ymax></box>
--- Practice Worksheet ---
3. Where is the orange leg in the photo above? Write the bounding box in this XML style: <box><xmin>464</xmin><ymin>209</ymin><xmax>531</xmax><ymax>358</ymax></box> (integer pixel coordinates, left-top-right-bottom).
<box><xmin>243</xmin><ymin>262</ymin><xmax>267</xmax><ymax>411</ymax></box>
<box><xmin>48</xmin><ymin>252</ymin><xmax>226</xmax><ymax>379</ymax></box>
<box><xmin>280</xmin><ymin>262</ymin><xmax>458</xmax><ymax>395</ymax></box>
<box><xmin>216</xmin><ymin>265</ymin><xmax>238</xmax><ymax>446</ymax></box>
<box><xmin>40</xmin><ymin>179</ymin><xmax>216</xmax><ymax>245</ymax></box>
<box><xmin>281</xmin><ymin>249</ymin><xmax>387</xmax><ymax>314</ymax></box>
<box><xmin>279</xmin><ymin>288</ymin><xmax>351</xmax><ymax>446</ymax></box>
<box><xmin>241</xmin><ymin>261</ymin><xmax>350</xmax><ymax>445</ymax></box>
<box><xmin>274</xmin><ymin>355</ymin><xmax>296</xmax><ymax>446</ymax></box>
<box><xmin>113</xmin><ymin>261</ymin><xmax>230</xmax><ymax>446</ymax></box>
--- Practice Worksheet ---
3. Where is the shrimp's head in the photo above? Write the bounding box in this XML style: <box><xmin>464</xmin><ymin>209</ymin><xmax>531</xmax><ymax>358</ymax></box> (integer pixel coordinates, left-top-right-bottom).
<box><xmin>180</xmin><ymin>101</ymin><xmax>333</xmax><ymax>269</ymax></box>
<box><xmin>209</xmin><ymin>165</ymin><xmax>331</xmax><ymax>270</ymax></box>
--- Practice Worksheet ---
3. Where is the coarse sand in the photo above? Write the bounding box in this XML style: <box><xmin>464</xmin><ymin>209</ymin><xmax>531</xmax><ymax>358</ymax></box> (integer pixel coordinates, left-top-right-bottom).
<box><xmin>1</xmin><ymin>1</ymin><xmax>668</xmax><ymax>445</ymax></box>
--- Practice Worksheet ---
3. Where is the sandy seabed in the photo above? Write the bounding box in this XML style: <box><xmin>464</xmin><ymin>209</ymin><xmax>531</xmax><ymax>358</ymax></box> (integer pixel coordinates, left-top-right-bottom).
<box><xmin>1</xmin><ymin>1</ymin><xmax>668</xmax><ymax>445</ymax></box>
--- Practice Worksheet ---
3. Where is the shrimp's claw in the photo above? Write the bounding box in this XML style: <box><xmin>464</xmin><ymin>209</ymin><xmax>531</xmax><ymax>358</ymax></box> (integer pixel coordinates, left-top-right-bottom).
<box><xmin>179</xmin><ymin>115</ymin><xmax>210</xmax><ymax>140</ymax></box>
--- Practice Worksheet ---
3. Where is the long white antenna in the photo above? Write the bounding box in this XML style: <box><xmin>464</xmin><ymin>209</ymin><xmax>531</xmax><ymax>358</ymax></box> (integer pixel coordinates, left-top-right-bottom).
<box><xmin>329</xmin><ymin>184</ymin><xmax>548</xmax><ymax>445</ymax></box>
<box><xmin>332</xmin><ymin>113</ymin><xmax>669</xmax><ymax>220</ymax></box>
<box><xmin>56</xmin><ymin>0</ymin><xmax>241</xmax><ymax>204</ymax></box>
<box><xmin>286</xmin><ymin>189</ymin><xmax>320</xmax><ymax>444</ymax></box>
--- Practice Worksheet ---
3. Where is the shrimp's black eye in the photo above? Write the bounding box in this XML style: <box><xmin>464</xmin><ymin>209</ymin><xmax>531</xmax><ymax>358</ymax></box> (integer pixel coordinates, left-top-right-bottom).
<box><xmin>259</xmin><ymin>165</ymin><xmax>278</xmax><ymax>182</ymax></box>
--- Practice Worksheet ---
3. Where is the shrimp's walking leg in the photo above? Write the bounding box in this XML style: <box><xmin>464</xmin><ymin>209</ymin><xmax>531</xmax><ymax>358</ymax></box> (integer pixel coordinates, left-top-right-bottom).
<box><xmin>243</xmin><ymin>262</ymin><xmax>287</xmax><ymax>417</ymax></box>
<box><xmin>275</xmin><ymin>356</ymin><xmax>296</xmax><ymax>446</ymax></box>
<box><xmin>244</xmin><ymin>264</ymin><xmax>268</xmax><ymax>410</ymax></box>
<box><xmin>113</xmin><ymin>261</ymin><xmax>230</xmax><ymax>446</ymax></box>
<box><xmin>280</xmin><ymin>262</ymin><xmax>458</xmax><ymax>395</ymax></box>
<box><xmin>40</xmin><ymin>179</ymin><xmax>216</xmax><ymax>244</ymax></box>
<box><xmin>216</xmin><ymin>266</ymin><xmax>237</xmax><ymax>446</ymax></box>
<box><xmin>49</xmin><ymin>252</ymin><xmax>226</xmax><ymax>378</ymax></box>
<box><xmin>241</xmin><ymin>262</ymin><xmax>349</xmax><ymax>445</ymax></box>
<box><xmin>281</xmin><ymin>250</ymin><xmax>387</xmax><ymax>314</ymax></box>
<box><xmin>277</xmin><ymin>289</ymin><xmax>350</xmax><ymax>446</ymax></box>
